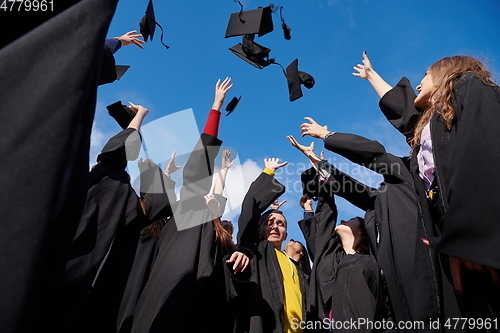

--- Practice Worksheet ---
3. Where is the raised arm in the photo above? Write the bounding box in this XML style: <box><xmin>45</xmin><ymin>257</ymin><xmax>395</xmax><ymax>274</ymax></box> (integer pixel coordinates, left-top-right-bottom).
<box><xmin>213</xmin><ymin>149</ymin><xmax>235</xmax><ymax>196</ymax></box>
<box><xmin>287</xmin><ymin>134</ymin><xmax>376</xmax><ymax>210</ymax></box>
<box><xmin>180</xmin><ymin>78</ymin><xmax>232</xmax><ymax>200</ymax></box>
<box><xmin>127</xmin><ymin>102</ymin><xmax>149</xmax><ymax>131</ymax></box>
<box><xmin>237</xmin><ymin>158</ymin><xmax>287</xmax><ymax>248</ymax></box>
<box><xmin>300</xmin><ymin>117</ymin><xmax>409</xmax><ymax>182</ymax></box>
<box><xmin>352</xmin><ymin>51</ymin><xmax>393</xmax><ymax>98</ymax></box>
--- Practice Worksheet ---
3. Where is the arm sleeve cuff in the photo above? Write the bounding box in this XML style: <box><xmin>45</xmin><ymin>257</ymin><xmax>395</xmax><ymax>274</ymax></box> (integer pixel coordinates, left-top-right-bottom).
<box><xmin>263</xmin><ymin>168</ymin><xmax>275</xmax><ymax>176</ymax></box>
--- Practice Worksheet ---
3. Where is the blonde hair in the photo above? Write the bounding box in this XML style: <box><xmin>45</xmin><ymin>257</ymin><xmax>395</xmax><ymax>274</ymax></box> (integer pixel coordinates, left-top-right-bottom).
<box><xmin>411</xmin><ymin>56</ymin><xmax>494</xmax><ymax>147</ymax></box>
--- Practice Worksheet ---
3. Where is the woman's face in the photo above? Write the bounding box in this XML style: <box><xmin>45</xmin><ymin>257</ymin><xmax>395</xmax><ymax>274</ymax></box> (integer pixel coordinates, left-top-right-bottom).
<box><xmin>334</xmin><ymin>218</ymin><xmax>361</xmax><ymax>236</ymax></box>
<box><xmin>285</xmin><ymin>239</ymin><xmax>303</xmax><ymax>256</ymax></box>
<box><xmin>414</xmin><ymin>71</ymin><xmax>435</xmax><ymax>109</ymax></box>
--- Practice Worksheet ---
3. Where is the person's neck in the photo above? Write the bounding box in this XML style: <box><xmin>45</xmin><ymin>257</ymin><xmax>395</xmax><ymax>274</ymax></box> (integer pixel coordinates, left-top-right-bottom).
<box><xmin>340</xmin><ymin>235</ymin><xmax>356</xmax><ymax>254</ymax></box>
<box><xmin>273</xmin><ymin>241</ymin><xmax>282</xmax><ymax>250</ymax></box>
<box><xmin>287</xmin><ymin>252</ymin><xmax>302</xmax><ymax>262</ymax></box>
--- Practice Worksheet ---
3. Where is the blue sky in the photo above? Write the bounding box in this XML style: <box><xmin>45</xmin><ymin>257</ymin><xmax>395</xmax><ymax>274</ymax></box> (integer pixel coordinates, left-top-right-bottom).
<box><xmin>92</xmin><ymin>0</ymin><xmax>500</xmax><ymax>246</ymax></box>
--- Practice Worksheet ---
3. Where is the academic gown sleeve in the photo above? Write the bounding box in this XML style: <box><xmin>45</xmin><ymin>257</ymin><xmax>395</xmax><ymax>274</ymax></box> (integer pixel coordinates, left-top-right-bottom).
<box><xmin>236</xmin><ymin>172</ymin><xmax>285</xmax><ymax>249</ymax></box>
<box><xmin>378</xmin><ymin>77</ymin><xmax>422</xmax><ymax>145</ymax></box>
<box><xmin>436</xmin><ymin>73</ymin><xmax>500</xmax><ymax>269</ymax></box>
<box><xmin>137</xmin><ymin>160</ymin><xmax>177</xmax><ymax>223</ymax></box>
<box><xmin>324</xmin><ymin>132</ymin><xmax>409</xmax><ymax>184</ymax></box>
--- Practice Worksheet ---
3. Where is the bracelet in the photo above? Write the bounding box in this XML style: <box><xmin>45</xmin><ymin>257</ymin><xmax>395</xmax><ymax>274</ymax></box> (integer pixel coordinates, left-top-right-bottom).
<box><xmin>324</xmin><ymin>131</ymin><xmax>336</xmax><ymax>140</ymax></box>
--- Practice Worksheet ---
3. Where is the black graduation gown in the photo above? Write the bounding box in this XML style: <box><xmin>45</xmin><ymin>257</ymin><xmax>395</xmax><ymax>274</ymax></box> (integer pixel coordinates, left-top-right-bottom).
<box><xmin>298</xmin><ymin>171</ymin><xmax>391</xmax><ymax>333</ymax></box>
<box><xmin>74</xmin><ymin>149</ymin><xmax>177</xmax><ymax>333</ymax></box>
<box><xmin>322</xmin><ymin>132</ymin><xmax>455</xmax><ymax>331</ymax></box>
<box><xmin>131</xmin><ymin>133</ymin><xmax>253</xmax><ymax>333</ymax></box>
<box><xmin>237</xmin><ymin>172</ymin><xmax>308</xmax><ymax>333</ymax></box>
<box><xmin>0</xmin><ymin>1</ymin><xmax>118</xmax><ymax>332</ymax></box>
<box><xmin>379</xmin><ymin>74</ymin><xmax>500</xmax><ymax>326</ymax></box>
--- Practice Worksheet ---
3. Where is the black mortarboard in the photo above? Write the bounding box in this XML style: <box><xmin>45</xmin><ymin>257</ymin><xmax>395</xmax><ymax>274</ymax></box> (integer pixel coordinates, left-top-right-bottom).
<box><xmin>279</xmin><ymin>6</ymin><xmax>291</xmax><ymax>40</ymax></box>
<box><xmin>229</xmin><ymin>34</ymin><xmax>272</xmax><ymax>69</ymax></box>
<box><xmin>140</xmin><ymin>0</ymin><xmax>156</xmax><ymax>42</ymax></box>
<box><xmin>225</xmin><ymin>5</ymin><xmax>274</xmax><ymax>38</ymax></box>
<box><xmin>285</xmin><ymin>58</ymin><xmax>315</xmax><ymax>101</ymax></box>
<box><xmin>139</xmin><ymin>0</ymin><xmax>170</xmax><ymax>49</ymax></box>
<box><xmin>115</xmin><ymin>65</ymin><xmax>130</xmax><ymax>80</ymax></box>
<box><xmin>225</xmin><ymin>95</ymin><xmax>241</xmax><ymax>116</ymax></box>
<box><xmin>106</xmin><ymin>101</ymin><xmax>136</xmax><ymax>129</ymax></box>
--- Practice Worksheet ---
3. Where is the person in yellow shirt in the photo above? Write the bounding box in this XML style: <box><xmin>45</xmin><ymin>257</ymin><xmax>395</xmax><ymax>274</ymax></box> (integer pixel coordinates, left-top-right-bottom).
<box><xmin>237</xmin><ymin>158</ymin><xmax>309</xmax><ymax>333</ymax></box>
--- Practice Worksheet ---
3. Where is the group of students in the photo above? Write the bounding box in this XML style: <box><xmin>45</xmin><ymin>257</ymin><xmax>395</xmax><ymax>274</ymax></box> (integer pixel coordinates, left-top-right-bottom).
<box><xmin>31</xmin><ymin>49</ymin><xmax>500</xmax><ymax>333</ymax></box>
<box><xmin>2</xmin><ymin>5</ymin><xmax>499</xmax><ymax>332</ymax></box>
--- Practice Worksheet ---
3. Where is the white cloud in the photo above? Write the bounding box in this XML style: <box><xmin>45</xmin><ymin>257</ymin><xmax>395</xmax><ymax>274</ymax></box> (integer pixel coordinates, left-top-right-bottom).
<box><xmin>89</xmin><ymin>121</ymin><xmax>108</xmax><ymax>169</ymax></box>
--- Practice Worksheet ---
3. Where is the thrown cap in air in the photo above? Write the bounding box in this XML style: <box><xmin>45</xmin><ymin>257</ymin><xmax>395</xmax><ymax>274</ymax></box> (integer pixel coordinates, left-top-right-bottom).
<box><xmin>229</xmin><ymin>34</ymin><xmax>272</xmax><ymax>69</ymax></box>
<box><xmin>285</xmin><ymin>58</ymin><xmax>315</xmax><ymax>101</ymax></box>
<box><xmin>106</xmin><ymin>101</ymin><xmax>137</xmax><ymax>129</ymax></box>
<box><xmin>225</xmin><ymin>5</ymin><xmax>274</xmax><ymax>38</ymax></box>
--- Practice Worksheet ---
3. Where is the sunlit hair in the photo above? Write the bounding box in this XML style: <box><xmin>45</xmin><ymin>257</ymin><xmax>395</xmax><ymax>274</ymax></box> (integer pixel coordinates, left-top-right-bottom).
<box><xmin>411</xmin><ymin>56</ymin><xmax>494</xmax><ymax>147</ymax></box>
<box><xmin>213</xmin><ymin>217</ymin><xmax>236</xmax><ymax>251</ymax></box>
<box><xmin>259</xmin><ymin>209</ymin><xmax>287</xmax><ymax>230</ymax></box>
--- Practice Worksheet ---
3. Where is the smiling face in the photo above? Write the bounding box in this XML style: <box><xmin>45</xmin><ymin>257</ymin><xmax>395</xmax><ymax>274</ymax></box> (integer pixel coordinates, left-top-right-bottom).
<box><xmin>414</xmin><ymin>71</ymin><xmax>435</xmax><ymax>109</ymax></box>
<box><xmin>260</xmin><ymin>212</ymin><xmax>287</xmax><ymax>249</ymax></box>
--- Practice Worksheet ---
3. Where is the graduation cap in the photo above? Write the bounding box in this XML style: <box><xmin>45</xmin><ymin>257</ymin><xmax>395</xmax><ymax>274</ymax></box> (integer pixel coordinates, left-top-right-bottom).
<box><xmin>285</xmin><ymin>58</ymin><xmax>315</xmax><ymax>101</ymax></box>
<box><xmin>225</xmin><ymin>95</ymin><xmax>241</xmax><ymax>116</ymax></box>
<box><xmin>229</xmin><ymin>34</ymin><xmax>272</xmax><ymax>69</ymax></box>
<box><xmin>106</xmin><ymin>101</ymin><xmax>136</xmax><ymax>129</ymax></box>
<box><xmin>99</xmin><ymin>45</ymin><xmax>130</xmax><ymax>85</ymax></box>
<box><xmin>225</xmin><ymin>5</ymin><xmax>274</xmax><ymax>38</ymax></box>
<box><xmin>115</xmin><ymin>65</ymin><xmax>130</xmax><ymax>80</ymax></box>
<box><xmin>279</xmin><ymin>6</ymin><xmax>291</xmax><ymax>40</ymax></box>
<box><xmin>139</xmin><ymin>0</ymin><xmax>170</xmax><ymax>49</ymax></box>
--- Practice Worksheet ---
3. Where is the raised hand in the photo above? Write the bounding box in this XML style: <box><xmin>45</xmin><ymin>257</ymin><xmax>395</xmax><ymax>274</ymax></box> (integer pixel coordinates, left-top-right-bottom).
<box><xmin>212</xmin><ymin>77</ymin><xmax>233</xmax><ymax>111</ymax></box>
<box><xmin>352</xmin><ymin>50</ymin><xmax>373</xmax><ymax>80</ymax></box>
<box><xmin>114</xmin><ymin>30</ymin><xmax>145</xmax><ymax>49</ymax></box>
<box><xmin>270</xmin><ymin>199</ymin><xmax>287</xmax><ymax>210</ymax></box>
<box><xmin>264</xmin><ymin>157</ymin><xmax>288</xmax><ymax>172</ymax></box>
<box><xmin>286</xmin><ymin>135</ymin><xmax>322</xmax><ymax>163</ymax></box>
<box><xmin>164</xmin><ymin>150</ymin><xmax>181</xmax><ymax>177</ymax></box>
<box><xmin>299</xmin><ymin>194</ymin><xmax>313</xmax><ymax>211</ymax></box>
<box><xmin>300</xmin><ymin>117</ymin><xmax>330</xmax><ymax>139</ymax></box>
<box><xmin>221</xmin><ymin>149</ymin><xmax>236</xmax><ymax>170</ymax></box>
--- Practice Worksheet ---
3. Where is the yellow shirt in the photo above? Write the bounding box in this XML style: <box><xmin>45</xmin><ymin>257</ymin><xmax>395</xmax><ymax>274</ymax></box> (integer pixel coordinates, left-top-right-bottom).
<box><xmin>275</xmin><ymin>249</ymin><xmax>303</xmax><ymax>333</ymax></box>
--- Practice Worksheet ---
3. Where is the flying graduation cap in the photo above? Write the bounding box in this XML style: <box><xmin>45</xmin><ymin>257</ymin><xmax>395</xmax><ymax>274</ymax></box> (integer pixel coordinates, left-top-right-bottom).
<box><xmin>279</xmin><ymin>6</ymin><xmax>292</xmax><ymax>40</ymax></box>
<box><xmin>106</xmin><ymin>101</ymin><xmax>137</xmax><ymax>129</ymax></box>
<box><xmin>225</xmin><ymin>95</ymin><xmax>241</xmax><ymax>116</ymax></box>
<box><xmin>285</xmin><ymin>58</ymin><xmax>315</xmax><ymax>101</ymax></box>
<box><xmin>225</xmin><ymin>4</ymin><xmax>274</xmax><ymax>38</ymax></box>
<box><xmin>229</xmin><ymin>34</ymin><xmax>273</xmax><ymax>69</ymax></box>
<box><xmin>139</xmin><ymin>0</ymin><xmax>170</xmax><ymax>49</ymax></box>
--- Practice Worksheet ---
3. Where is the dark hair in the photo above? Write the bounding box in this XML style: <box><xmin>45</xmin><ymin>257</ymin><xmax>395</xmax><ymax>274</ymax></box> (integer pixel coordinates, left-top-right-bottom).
<box><xmin>353</xmin><ymin>217</ymin><xmax>370</xmax><ymax>255</ymax></box>
<box><xmin>294</xmin><ymin>240</ymin><xmax>311</xmax><ymax>278</ymax></box>
<box><xmin>259</xmin><ymin>209</ymin><xmax>287</xmax><ymax>229</ymax></box>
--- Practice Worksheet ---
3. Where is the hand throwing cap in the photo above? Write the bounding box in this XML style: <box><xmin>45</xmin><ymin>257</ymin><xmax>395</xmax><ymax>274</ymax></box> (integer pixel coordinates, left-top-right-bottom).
<box><xmin>225</xmin><ymin>5</ymin><xmax>274</xmax><ymax>38</ymax></box>
<box><xmin>106</xmin><ymin>101</ymin><xmax>137</xmax><ymax>129</ymax></box>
